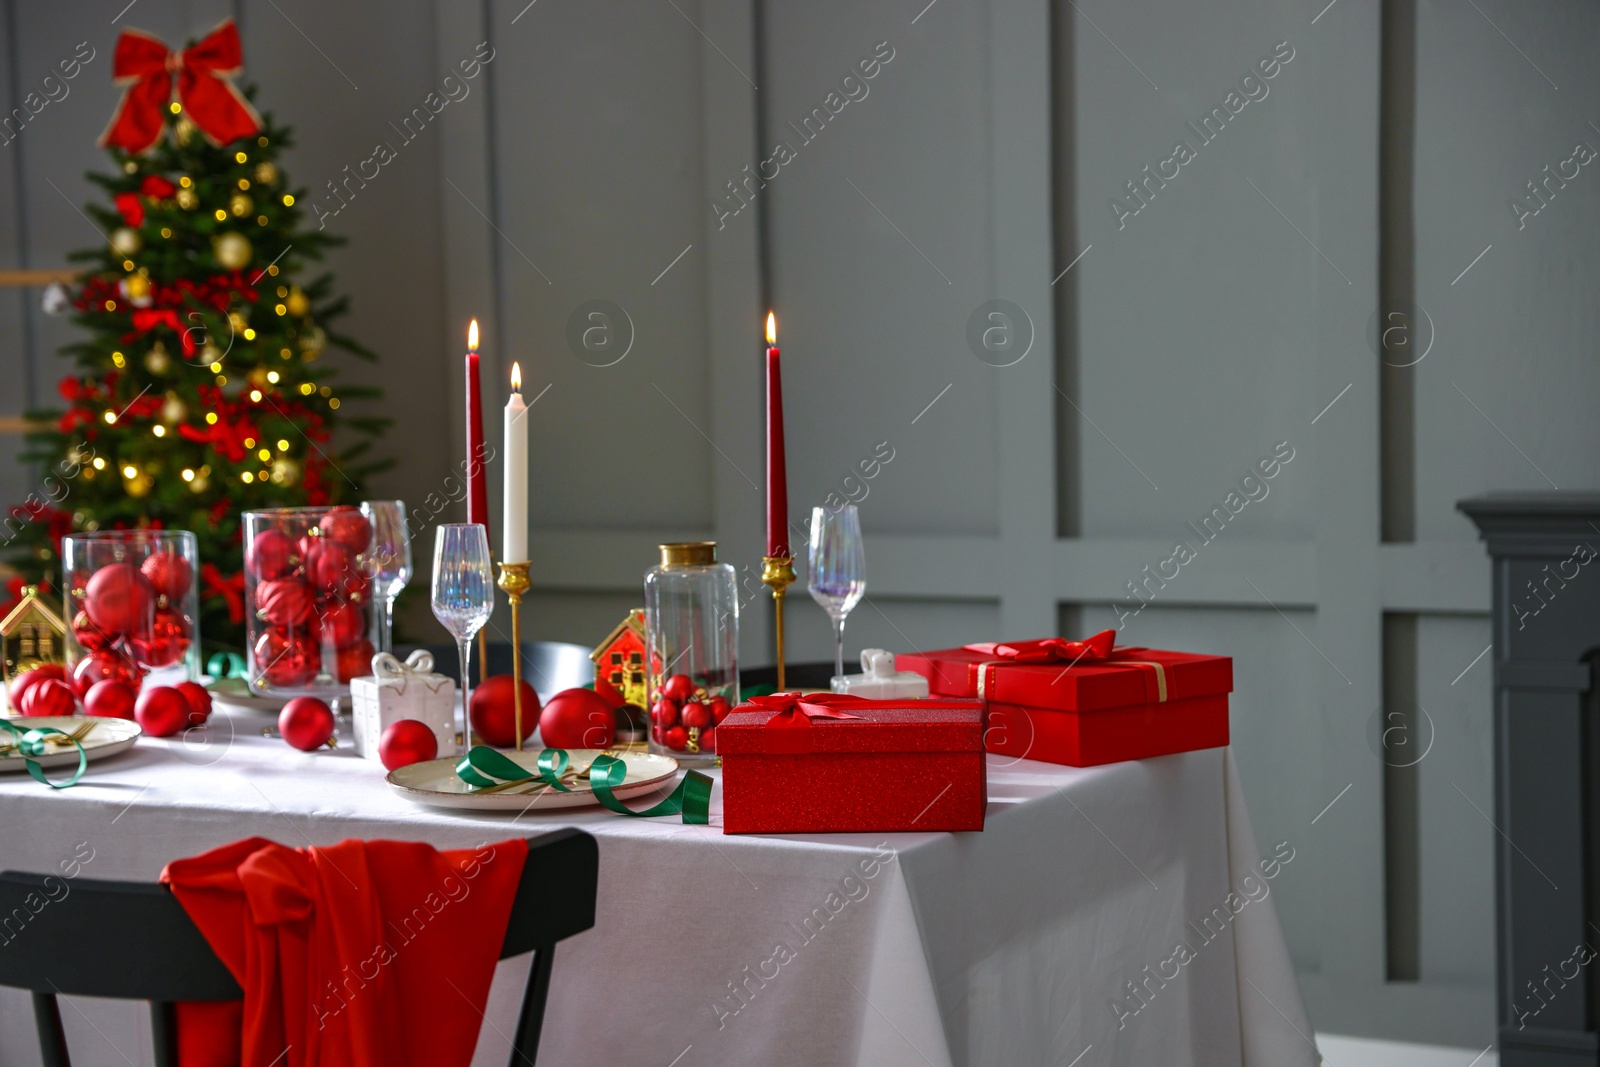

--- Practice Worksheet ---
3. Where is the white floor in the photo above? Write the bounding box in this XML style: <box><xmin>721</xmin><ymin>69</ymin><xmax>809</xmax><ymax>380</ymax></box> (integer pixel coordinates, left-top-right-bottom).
<box><xmin>1316</xmin><ymin>1033</ymin><xmax>1496</xmax><ymax>1067</ymax></box>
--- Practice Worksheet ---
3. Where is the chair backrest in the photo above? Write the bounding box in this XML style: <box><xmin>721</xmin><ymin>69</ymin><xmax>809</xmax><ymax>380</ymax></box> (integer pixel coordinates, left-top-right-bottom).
<box><xmin>0</xmin><ymin>827</ymin><xmax>598</xmax><ymax>1067</ymax></box>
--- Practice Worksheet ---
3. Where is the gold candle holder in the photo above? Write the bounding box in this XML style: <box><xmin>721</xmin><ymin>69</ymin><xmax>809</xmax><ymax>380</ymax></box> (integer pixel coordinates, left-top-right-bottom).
<box><xmin>496</xmin><ymin>561</ymin><xmax>532</xmax><ymax>751</ymax></box>
<box><xmin>761</xmin><ymin>555</ymin><xmax>796</xmax><ymax>691</ymax></box>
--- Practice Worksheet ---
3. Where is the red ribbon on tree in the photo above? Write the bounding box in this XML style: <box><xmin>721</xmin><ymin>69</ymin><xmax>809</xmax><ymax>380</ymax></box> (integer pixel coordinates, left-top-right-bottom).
<box><xmin>200</xmin><ymin>563</ymin><xmax>245</xmax><ymax>624</ymax></box>
<box><xmin>745</xmin><ymin>691</ymin><xmax>867</xmax><ymax>728</ymax></box>
<box><xmin>964</xmin><ymin>630</ymin><xmax>1117</xmax><ymax>665</ymax></box>
<box><xmin>128</xmin><ymin>307</ymin><xmax>198</xmax><ymax>356</ymax></box>
<box><xmin>100</xmin><ymin>19</ymin><xmax>261</xmax><ymax>155</ymax></box>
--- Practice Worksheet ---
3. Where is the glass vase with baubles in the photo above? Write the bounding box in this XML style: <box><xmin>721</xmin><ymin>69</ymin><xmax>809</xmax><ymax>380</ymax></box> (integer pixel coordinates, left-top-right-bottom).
<box><xmin>63</xmin><ymin>530</ymin><xmax>201</xmax><ymax>697</ymax></box>
<box><xmin>643</xmin><ymin>541</ymin><xmax>738</xmax><ymax>766</ymax></box>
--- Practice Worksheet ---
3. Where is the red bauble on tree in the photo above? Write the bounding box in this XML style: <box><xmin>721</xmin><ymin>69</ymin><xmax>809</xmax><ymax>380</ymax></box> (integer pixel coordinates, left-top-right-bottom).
<box><xmin>84</xmin><ymin>562</ymin><xmax>155</xmax><ymax>634</ymax></box>
<box><xmin>85</xmin><ymin>679</ymin><xmax>137</xmax><ymax>719</ymax></box>
<box><xmin>247</xmin><ymin>529</ymin><xmax>297</xmax><ymax>581</ymax></box>
<box><xmin>333</xmin><ymin>637</ymin><xmax>375</xmax><ymax>683</ymax></box>
<box><xmin>279</xmin><ymin>696</ymin><xmax>335</xmax><ymax>750</ymax></box>
<box><xmin>378</xmin><ymin>719</ymin><xmax>437</xmax><ymax>771</ymax></box>
<box><xmin>134</xmin><ymin>686</ymin><xmax>188</xmax><ymax>736</ymax></box>
<box><xmin>140</xmin><ymin>550</ymin><xmax>193</xmax><ymax>600</ymax></box>
<box><xmin>469</xmin><ymin>674</ymin><xmax>540</xmax><ymax>748</ymax></box>
<box><xmin>20</xmin><ymin>678</ymin><xmax>76</xmax><ymax>717</ymax></box>
<box><xmin>253</xmin><ymin>628</ymin><xmax>320</xmax><ymax>688</ymax></box>
<box><xmin>538</xmin><ymin>688</ymin><xmax>618</xmax><ymax>750</ymax></box>
<box><xmin>319</xmin><ymin>507</ymin><xmax>372</xmax><ymax>554</ymax></box>
<box><xmin>130</xmin><ymin>607</ymin><xmax>190</xmax><ymax>668</ymax></box>
<box><xmin>72</xmin><ymin>650</ymin><xmax>144</xmax><ymax>698</ymax></box>
<box><xmin>257</xmin><ymin>579</ymin><xmax>314</xmax><ymax>628</ymax></box>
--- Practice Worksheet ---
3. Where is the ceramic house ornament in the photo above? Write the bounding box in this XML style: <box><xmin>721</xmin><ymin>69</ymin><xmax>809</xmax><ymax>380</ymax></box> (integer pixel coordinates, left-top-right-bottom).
<box><xmin>1</xmin><ymin>585</ymin><xmax>69</xmax><ymax>690</ymax></box>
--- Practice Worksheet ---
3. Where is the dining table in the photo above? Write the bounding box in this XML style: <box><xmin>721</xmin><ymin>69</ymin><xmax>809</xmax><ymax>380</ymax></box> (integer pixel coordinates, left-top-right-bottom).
<box><xmin>0</xmin><ymin>703</ymin><xmax>1317</xmax><ymax>1067</ymax></box>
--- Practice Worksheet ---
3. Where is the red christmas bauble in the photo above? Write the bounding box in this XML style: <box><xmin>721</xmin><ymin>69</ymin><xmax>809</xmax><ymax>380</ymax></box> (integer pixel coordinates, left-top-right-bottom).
<box><xmin>316</xmin><ymin>600</ymin><xmax>366</xmax><ymax>648</ymax></box>
<box><xmin>469</xmin><ymin>674</ymin><xmax>540</xmax><ymax>748</ymax></box>
<box><xmin>253</xmin><ymin>628</ymin><xmax>321</xmax><ymax>688</ymax></box>
<box><xmin>175</xmin><ymin>680</ymin><xmax>212</xmax><ymax>724</ymax></box>
<box><xmin>257</xmin><ymin>579</ymin><xmax>315</xmax><ymax>628</ymax></box>
<box><xmin>85</xmin><ymin>679</ymin><xmax>136</xmax><ymax>719</ymax></box>
<box><xmin>279</xmin><ymin>696</ymin><xmax>335</xmax><ymax>750</ymax></box>
<box><xmin>709</xmin><ymin>696</ymin><xmax>732</xmax><ymax>724</ymax></box>
<box><xmin>131</xmin><ymin>608</ymin><xmax>190</xmax><ymax>668</ymax></box>
<box><xmin>379</xmin><ymin>719</ymin><xmax>438</xmax><ymax>771</ymax></box>
<box><xmin>339</xmin><ymin>570</ymin><xmax>372</xmax><ymax>604</ymax></box>
<box><xmin>663</xmin><ymin>725</ymin><xmax>689</xmax><ymax>751</ymax></box>
<box><xmin>9</xmin><ymin>664</ymin><xmax>66</xmax><ymax>710</ymax></box>
<box><xmin>134</xmin><ymin>685</ymin><xmax>187</xmax><ymax>737</ymax></box>
<box><xmin>304</xmin><ymin>540</ymin><xmax>354</xmax><ymax>595</ymax></box>
<box><xmin>84</xmin><ymin>562</ymin><xmax>155</xmax><ymax>635</ymax></box>
<box><xmin>662</xmin><ymin>674</ymin><xmax>696</xmax><ymax>702</ymax></box>
<box><xmin>681</xmin><ymin>701</ymin><xmax>712</xmax><ymax>730</ymax></box>
<box><xmin>652</xmin><ymin>697</ymin><xmax>680</xmax><ymax>729</ymax></box>
<box><xmin>247</xmin><ymin>528</ymin><xmax>297</xmax><ymax>581</ymax></box>
<box><xmin>334</xmin><ymin>638</ymin><xmax>376</xmax><ymax>683</ymax></box>
<box><xmin>698</xmin><ymin>725</ymin><xmax>717</xmax><ymax>753</ymax></box>
<box><xmin>72</xmin><ymin>610</ymin><xmax>111</xmax><ymax>652</ymax></box>
<box><xmin>538</xmin><ymin>689</ymin><xmax>617</xmax><ymax>750</ymax></box>
<box><xmin>20</xmin><ymin>678</ymin><xmax>76</xmax><ymax>717</ymax></box>
<box><xmin>140</xmin><ymin>550</ymin><xmax>193</xmax><ymax>601</ymax></box>
<box><xmin>72</xmin><ymin>650</ymin><xmax>144</xmax><ymax>698</ymax></box>
<box><xmin>319</xmin><ymin>507</ymin><xmax>373</xmax><ymax>554</ymax></box>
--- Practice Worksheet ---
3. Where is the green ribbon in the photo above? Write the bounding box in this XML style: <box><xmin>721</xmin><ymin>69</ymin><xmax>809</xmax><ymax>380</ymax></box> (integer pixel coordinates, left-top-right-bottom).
<box><xmin>0</xmin><ymin>719</ymin><xmax>87</xmax><ymax>789</ymax></box>
<box><xmin>455</xmin><ymin>746</ymin><xmax>711</xmax><ymax>824</ymax></box>
<box><xmin>206</xmin><ymin>652</ymin><xmax>248</xmax><ymax>680</ymax></box>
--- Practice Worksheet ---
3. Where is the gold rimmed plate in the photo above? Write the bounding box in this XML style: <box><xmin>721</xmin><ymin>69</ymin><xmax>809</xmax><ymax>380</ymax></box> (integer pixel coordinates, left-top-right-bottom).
<box><xmin>387</xmin><ymin>748</ymin><xmax>681</xmax><ymax>812</ymax></box>
<box><xmin>0</xmin><ymin>716</ymin><xmax>141</xmax><ymax>771</ymax></box>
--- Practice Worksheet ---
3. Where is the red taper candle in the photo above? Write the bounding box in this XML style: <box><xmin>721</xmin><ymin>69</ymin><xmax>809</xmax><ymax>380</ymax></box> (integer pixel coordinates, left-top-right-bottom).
<box><xmin>464</xmin><ymin>319</ymin><xmax>491</xmax><ymax>544</ymax></box>
<box><xmin>765</xmin><ymin>311</ymin><xmax>789</xmax><ymax>558</ymax></box>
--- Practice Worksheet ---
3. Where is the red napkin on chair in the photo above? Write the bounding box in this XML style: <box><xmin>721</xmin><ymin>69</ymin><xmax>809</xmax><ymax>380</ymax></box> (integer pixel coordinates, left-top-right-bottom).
<box><xmin>160</xmin><ymin>836</ymin><xmax>529</xmax><ymax>1067</ymax></box>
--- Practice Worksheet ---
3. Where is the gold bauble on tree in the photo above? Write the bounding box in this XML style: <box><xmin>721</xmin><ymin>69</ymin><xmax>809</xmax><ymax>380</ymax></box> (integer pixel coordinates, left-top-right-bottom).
<box><xmin>213</xmin><ymin>232</ymin><xmax>252</xmax><ymax>270</ymax></box>
<box><xmin>301</xmin><ymin>324</ymin><xmax>327</xmax><ymax>359</ymax></box>
<box><xmin>254</xmin><ymin>161</ymin><xmax>279</xmax><ymax>186</ymax></box>
<box><xmin>247</xmin><ymin>366</ymin><xmax>270</xmax><ymax>388</ymax></box>
<box><xmin>285</xmin><ymin>286</ymin><xmax>309</xmax><ymax>317</ymax></box>
<box><xmin>124</xmin><ymin>273</ymin><xmax>151</xmax><ymax>300</ymax></box>
<box><xmin>143</xmin><ymin>342</ymin><xmax>171</xmax><ymax>375</ymax></box>
<box><xmin>228</xmin><ymin>193</ymin><xmax>252</xmax><ymax>218</ymax></box>
<box><xmin>110</xmin><ymin>228</ymin><xmax>141</xmax><ymax>255</ymax></box>
<box><xmin>124</xmin><ymin>470</ymin><xmax>154</xmax><ymax>498</ymax></box>
<box><xmin>174</xmin><ymin>115</ymin><xmax>196</xmax><ymax>145</ymax></box>
<box><xmin>160</xmin><ymin>392</ymin><xmax>186</xmax><ymax>424</ymax></box>
<box><xmin>187</xmin><ymin>469</ymin><xmax>210</xmax><ymax>494</ymax></box>
<box><xmin>270</xmin><ymin>456</ymin><xmax>300</xmax><ymax>487</ymax></box>
<box><xmin>175</xmin><ymin>188</ymin><xmax>198</xmax><ymax>210</ymax></box>
<box><xmin>199</xmin><ymin>342</ymin><xmax>223</xmax><ymax>367</ymax></box>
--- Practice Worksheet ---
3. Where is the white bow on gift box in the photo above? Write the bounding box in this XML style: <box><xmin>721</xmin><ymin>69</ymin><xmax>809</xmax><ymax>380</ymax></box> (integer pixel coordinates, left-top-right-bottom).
<box><xmin>830</xmin><ymin>647</ymin><xmax>929</xmax><ymax>699</ymax></box>
<box><xmin>350</xmin><ymin>649</ymin><xmax>458</xmax><ymax>762</ymax></box>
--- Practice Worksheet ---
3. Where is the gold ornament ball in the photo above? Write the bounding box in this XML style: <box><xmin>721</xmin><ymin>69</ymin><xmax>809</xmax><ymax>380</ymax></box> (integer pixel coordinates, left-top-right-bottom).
<box><xmin>301</xmin><ymin>324</ymin><xmax>327</xmax><ymax>359</ymax></box>
<box><xmin>124</xmin><ymin>471</ymin><xmax>154</xmax><ymax>498</ymax></box>
<box><xmin>228</xmin><ymin>193</ymin><xmax>252</xmax><ymax>218</ymax></box>
<box><xmin>213</xmin><ymin>232</ymin><xmax>252</xmax><ymax>270</ymax></box>
<box><xmin>122</xmin><ymin>160</ymin><xmax>139</xmax><ymax>175</ymax></box>
<box><xmin>254</xmin><ymin>161</ymin><xmax>279</xmax><ymax>186</ymax></box>
<box><xmin>161</xmin><ymin>393</ymin><xmax>186</xmax><ymax>424</ymax></box>
<box><xmin>285</xmin><ymin>286</ymin><xmax>309</xmax><ymax>317</ymax></box>
<box><xmin>187</xmin><ymin>470</ymin><xmax>210</xmax><ymax>494</ymax></box>
<box><xmin>270</xmin><ymin>456</ymin><xmax>300</xmax><ymax>487</ymax></box>
<box><xmin>199</xmin><ymin>342</ymin><xmax>223</xmax><ymax>367</ymax></box>
<box><xmin>247</xmin><ymin>366</ymin><xmax>270</xmax><ymax>388</ymax></box>
<box><xmin>174</xmin><ymin>116</ymin><xmax>196</xmax><ymax>146</ymax></box>
<box><xmin>110</xmin><ymin>228</ymin><xmax>142</xmax><ymax>256</ymax></box>
<box><xmin>143</xmin><ymin>343</ymin><xmax>172</xmax><ymax>375</ymax></box>
<box><xmin>124</xmin><ymin>273</ymin><xmax>151</xmax><ymax>300</ymax></box>
<box><xmin>175</xmin><ymin>188</ymin><xmax>198</xmax><ymax>210</ymax></box>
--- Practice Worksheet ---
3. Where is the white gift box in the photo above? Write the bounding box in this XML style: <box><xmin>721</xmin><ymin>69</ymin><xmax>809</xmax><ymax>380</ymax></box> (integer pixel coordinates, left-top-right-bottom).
<box><xmin>830</xmin><ymin>648</ymin><xmax>929</xmax><ymax>699</ymax></box>
<box><xmin>350</xmin><ymin>650</ymin><xmax>457</xmax><ymax>762</ymax></box>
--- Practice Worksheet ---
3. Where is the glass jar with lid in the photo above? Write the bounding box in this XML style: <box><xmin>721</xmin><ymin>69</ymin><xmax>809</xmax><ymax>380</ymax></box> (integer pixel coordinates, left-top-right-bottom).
<box><xmin>644</xmin><ymin>541</ymin><xmax>738</xmax><ymax>765</ymax></box>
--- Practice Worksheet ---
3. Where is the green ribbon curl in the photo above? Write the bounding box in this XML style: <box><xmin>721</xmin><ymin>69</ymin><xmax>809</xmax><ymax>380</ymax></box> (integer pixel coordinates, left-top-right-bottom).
<box><xmin>455</xmin><ymin>746</ymin><xmax>711</xmax><ymax>824</ymax></box>
<box><xmin>206</xmin><ymin>652</ymin><xmax>248</xmax><ymax>680</ymax></box>
<box><xmin>0</xmin><ymin>719</ymin><xmax>87</xmax><ymax>789</ymax></box>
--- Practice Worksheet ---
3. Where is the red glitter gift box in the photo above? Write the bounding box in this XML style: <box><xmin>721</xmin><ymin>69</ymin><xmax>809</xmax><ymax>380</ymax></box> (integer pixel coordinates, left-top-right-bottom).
<box><xmin>718</xmin><ymin>693</ymin><xmax>987</xmax><ymax>835</ymax></box>
<box><xmin>897</xmin><ymin>633</ymin><xmax>1231</xmax><ymax>767</ymax></box>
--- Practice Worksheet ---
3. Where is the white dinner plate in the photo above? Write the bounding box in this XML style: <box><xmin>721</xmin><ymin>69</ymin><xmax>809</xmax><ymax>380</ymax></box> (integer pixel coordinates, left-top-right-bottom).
<box><xmin>0</xmin><ymin>715</ymin><xmax>141</xmax><ymax>771</ymax></box>
<box><xmin>206</xmin><ymin>677</ymin><xmax>286</xmax><ymax>715</ymax></box>
<box><xmin>388</xmin><ymin>748</ymin><xmax>681</xmax><ymax>812</ymax></box>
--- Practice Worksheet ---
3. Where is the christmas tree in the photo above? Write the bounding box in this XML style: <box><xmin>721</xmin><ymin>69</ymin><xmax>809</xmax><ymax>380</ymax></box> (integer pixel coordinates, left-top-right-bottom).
<box><xmin>6</xmin><ymin>21</ymin><xmax>388</xmax><ymax>654</ymax></box>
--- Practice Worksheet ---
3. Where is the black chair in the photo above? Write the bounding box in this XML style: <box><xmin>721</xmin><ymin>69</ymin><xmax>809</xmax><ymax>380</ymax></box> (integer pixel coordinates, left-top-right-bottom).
<box><xmin>0</xmin><ymin>828</ymin><xmax>598</xmax><ymax>1067</ymax></box>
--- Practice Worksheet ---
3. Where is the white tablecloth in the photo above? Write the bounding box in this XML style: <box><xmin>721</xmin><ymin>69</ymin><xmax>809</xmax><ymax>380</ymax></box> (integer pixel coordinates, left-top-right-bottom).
<box><xmin>0</xmin><ymin>708</ymin><xmax>1316</xmax><ymax>1067</ymax></box>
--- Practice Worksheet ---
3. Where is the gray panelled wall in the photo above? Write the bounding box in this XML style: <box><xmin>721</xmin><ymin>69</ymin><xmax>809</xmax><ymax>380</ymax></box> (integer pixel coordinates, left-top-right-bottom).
<box><xmin>1</xmin><ymin>0</ymin><xmax>1597</xmax><ymax>1051</ymax></box>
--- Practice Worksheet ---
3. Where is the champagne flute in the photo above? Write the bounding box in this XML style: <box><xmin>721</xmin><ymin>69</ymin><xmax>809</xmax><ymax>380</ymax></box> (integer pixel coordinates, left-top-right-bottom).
<box><xmin>808</xmin><ymin>504</ymin><xmax>866</xmax><ymax>687</ymax></box>
<box><xmin>363</xmin><ymin>500</ymin><xmax>412</xmax><ymax>653</ymax></box>
<box><xmin>431</xmin><ymin>523</ymin><xmax>494</xmax><ymax>754</ymax></box>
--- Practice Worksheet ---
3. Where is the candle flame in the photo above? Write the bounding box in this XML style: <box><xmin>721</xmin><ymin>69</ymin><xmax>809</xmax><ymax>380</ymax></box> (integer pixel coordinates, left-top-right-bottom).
<box><xmin>467</xmin><ymin>318</ymin><xmax>479</xmax><ymax>351</ymax></box>
<box><xmin>510</xmin><ymin>362</ymin><xmax>521</xmax><ymax>392</ymax></box>
<box><xmin>766</xmin><ymin>311</ymin><xmax>776</xmax><ymax>346</ymax></box>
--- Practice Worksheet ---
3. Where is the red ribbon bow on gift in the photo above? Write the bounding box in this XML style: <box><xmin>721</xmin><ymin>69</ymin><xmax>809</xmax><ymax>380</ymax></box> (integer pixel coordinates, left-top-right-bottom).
<box><xmin>100</xmin><ymin>20</ymin><xmax>262</xmax><ymax>155</ymax></box>
<box><xmin>966</xmin><ymin>630</ymin><xmax>1117</xmax><ymax>665</ymax></box>
<box><xmin>200</xmin><ymin>563</ymin><xmax>245</xmax><ymax>624</ymax></box>
<box><xmin>746</xmin><ymin>692</ymin><xmax>867</xmax><ymax>727</ymax></box>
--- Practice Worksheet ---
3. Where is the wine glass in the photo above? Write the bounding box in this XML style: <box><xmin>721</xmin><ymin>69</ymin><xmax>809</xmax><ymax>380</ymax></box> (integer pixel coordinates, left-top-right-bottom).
<box><xmin>362</xmin><ymin>500</ymin><xmax>412</xmax><ymax>653</ymax></box>
<box><xmin>431</xmin><ymin>523</ymin><xmax>494</xmax><ymax>754</ymax></box>
<box><xmin>808</xmin><ymin>504</ymin><xmax>866</xmax><ymax>687</ymax></box>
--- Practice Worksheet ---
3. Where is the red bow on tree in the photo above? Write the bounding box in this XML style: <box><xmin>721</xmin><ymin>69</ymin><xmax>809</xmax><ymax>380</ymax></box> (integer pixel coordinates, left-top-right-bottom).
<box><xmin>745</xmin><ymin>692</ymin><xmax>867</xmax><ymax>727</ymax></box>
<box><xmin>100</xmin><ymin>19</ymin><xmax>261</xmax><ymax>155</ymax></box>
<box><xmin>200</xmin><ymin>563</ymin><xmax>245</xmax><ymax>624</ymax></box>
<box><xmin>964</xmin><ymin>630</ymin><xmax>1117</xmax><ymax>664</ymax></box>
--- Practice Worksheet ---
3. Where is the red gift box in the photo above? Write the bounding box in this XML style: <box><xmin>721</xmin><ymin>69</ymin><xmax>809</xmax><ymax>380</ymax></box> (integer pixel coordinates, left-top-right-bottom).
<box><xmin>718</xmin><ymin>693</ymin><xmax>987</xmax><ymax>834</ymax></box>
<box><xmin>896</xmin><ymin>633</ymin><xmax>1232</xmax><ymax>767</ymax></box>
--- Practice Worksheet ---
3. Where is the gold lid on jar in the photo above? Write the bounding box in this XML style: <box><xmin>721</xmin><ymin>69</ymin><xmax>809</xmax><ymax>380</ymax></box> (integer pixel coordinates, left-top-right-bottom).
<box><xmin>659</xmin><ymin>541</ymin><xmax>717</xmax><ymax>567</ymax></box>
